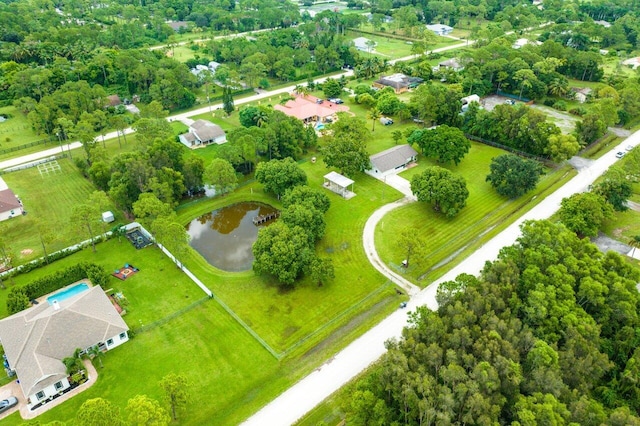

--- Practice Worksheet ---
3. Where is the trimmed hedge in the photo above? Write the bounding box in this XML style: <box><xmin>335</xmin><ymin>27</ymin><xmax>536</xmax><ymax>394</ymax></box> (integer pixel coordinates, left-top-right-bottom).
<box><xmin>7</xmin><ymin>262</ymin><xmax>109</xmax><ymax>314</ymax></box>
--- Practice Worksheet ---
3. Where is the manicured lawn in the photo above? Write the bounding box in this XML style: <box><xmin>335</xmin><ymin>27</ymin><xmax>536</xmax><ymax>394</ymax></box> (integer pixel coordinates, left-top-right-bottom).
<box><xmin>175</xmin><ymin>160</ymin><xmax>404</xmax><ymax>355</ymax></box>
<box><xmin>0</xmin><ymin>106</ymin><xmax>44</xmax><ymax>148</ymax></box>
<box><xmin>375</xmin><ymin>142</ymin><xmax>577</xmax><ymax>284</ymax></box>
<box><xmin>0</xmin><ymin>157</ymin><xmax>125</xmax><ymax>264</ymax></box>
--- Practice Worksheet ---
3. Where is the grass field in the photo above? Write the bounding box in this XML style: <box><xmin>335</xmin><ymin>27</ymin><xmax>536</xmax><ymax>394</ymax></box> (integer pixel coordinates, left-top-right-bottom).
<box><xmin>0</xmin><ymin>106</ymin><xmax>52</xmax><ymax>159</ymax></box>
<box><xmin>375</xmin><ymin>143</ymin><xmax>577</xmax><ymax>284</ymax></box>
<box><xmin>0</xmin><ymin>157</ymin><xmax>125</xmax><ymax>264</ymax></box>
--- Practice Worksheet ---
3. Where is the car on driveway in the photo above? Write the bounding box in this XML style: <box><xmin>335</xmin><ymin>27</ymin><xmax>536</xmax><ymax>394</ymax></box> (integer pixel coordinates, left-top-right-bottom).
<box><xmin>0</xmin><ymin>397</ymin><xmax>18</xmax><ymax>414</ymax></box>
<box><xmin>380</xmin><ymin>117</ymin><xmax>393</xmax><ymax>125</ymax></box>
<box><xmin>505</xmin><ymin>99</ymin><xmax>516</xmax><ymax>105</ymax></box>
<box><xmin>615</xmin><ymin>151</ymin><xmax>625</xmax><ymax>158</ymax></box>
<box><xmin>328</xmin><ymin>98</ymin><xmax>343</xmax><ymax>104</ymax></box>
<box><xmin>626</xmin><ymin>145</ymin><xmax>634</xmax><ymax>151</ymax></box>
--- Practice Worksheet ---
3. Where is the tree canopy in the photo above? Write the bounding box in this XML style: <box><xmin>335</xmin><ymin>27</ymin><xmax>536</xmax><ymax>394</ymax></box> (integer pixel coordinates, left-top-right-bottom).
<box><xmin>486</xmin><ymin>154</ymin><xmax>544</xmax><ymax>199</ymax></box>
<box><xmin>321</xmin><ymin>115</ymin><xmax>371</xmax><ymax>177</ymax></box>
<box><xmin>254</xmin><ymin>157</ymin><xmax>307</xmax><ymax>198</ymax></box>
<box><xmin>407</xmin><ymin>125</ymin><xmax>470</xmax><ymax>165</ymax></box>
<box><xmin>347</xmin><ymin>220</ymin><xmax>640</xmax><ymax>425</ymax></box>
<box><xmin>410</xmin><ymin>167</ymin><xmax>469</xmax><ymax>218</ymax></box>
<box><xmin>558</xmin><ymin>192</ymin><xmax>614</xmax><ymax>238</ymax></box>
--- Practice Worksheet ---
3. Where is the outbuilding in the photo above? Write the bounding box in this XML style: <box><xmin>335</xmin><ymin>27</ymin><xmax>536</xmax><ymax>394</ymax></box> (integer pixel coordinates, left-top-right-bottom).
<box><xmin>367</xmin><ymin>144</ymin><xmax>418</xmax><ymax>178</ymax></box>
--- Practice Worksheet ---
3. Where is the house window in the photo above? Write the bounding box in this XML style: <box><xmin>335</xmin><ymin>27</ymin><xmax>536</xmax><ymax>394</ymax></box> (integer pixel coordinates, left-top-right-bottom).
<box><xmin>36</xmin><ymin>391</ymin><xmax>45</xmax><ymax>400</ymax></box>
<box><xmin>54</xmin><ymin>381</ymin><xmax>63</xmax><ymax>391</ymax></box>
<box><xmin>106</xmin><ymin>339</ymin><xmax>114</xmax><ymax>346</ymax></box>
<box><xmin>119</xmin><ymin>332</ymin><xmax>127</xmax><ymax>340</ymax></box>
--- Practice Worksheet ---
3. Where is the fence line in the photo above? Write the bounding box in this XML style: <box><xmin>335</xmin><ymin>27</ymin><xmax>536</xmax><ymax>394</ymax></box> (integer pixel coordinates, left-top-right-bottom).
<box><xmin>278</xmin><ymin>281</ymin><xmax>393</xmax><ymax>359</ymax></box>
<box><xmin>465</xmin><ymin>134</ymin><xmax>555</xmax><ymax>167</ymax></box>
<box><xmin>0</xmin><ymin>138</ymin><xmax>55</xmax><ymax>156</ymax></box>
<box><xmin>0</xmin><ymin>155</ymin><xmax>66</xmax><ymax>174</ymax></box>
<box><xmin>132</xmin><ymin>296</ymin><xmax>210</xmax><ymax>334</ymax></box>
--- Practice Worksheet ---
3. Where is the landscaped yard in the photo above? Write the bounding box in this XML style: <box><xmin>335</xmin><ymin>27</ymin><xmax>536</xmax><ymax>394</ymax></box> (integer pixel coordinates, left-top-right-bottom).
<box><xmin>0</xmin><ymin>157</ymin><xmax>125</xmax><ymax>264</ymax></box>
<box><xmin>375</xmin><ymin>142</ymin><xmax>577</xmax><ymax>284</ymax></box>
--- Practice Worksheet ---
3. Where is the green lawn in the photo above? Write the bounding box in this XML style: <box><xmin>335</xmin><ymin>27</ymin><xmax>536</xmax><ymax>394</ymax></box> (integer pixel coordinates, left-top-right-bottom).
<box><xmin>375</xmin><ymin>142</ymin><xmax>577</xmax><ymax>284</ymax></box>
<box><xmin>0</xmin><ymin>106</ymin><xmax>52</xmax><ymax>159</ymax></box>
<box><xmin>0</xmin><ymin>157</ymin><xmax>125</xmax><ymax>264</ymax></box>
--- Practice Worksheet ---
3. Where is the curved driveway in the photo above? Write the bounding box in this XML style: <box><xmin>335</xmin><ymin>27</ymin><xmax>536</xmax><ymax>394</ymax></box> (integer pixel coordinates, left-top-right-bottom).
<box><xmin>242</xmin><ymin>136</ymin><xmax>640</xmax><ymax>426</ymax></box>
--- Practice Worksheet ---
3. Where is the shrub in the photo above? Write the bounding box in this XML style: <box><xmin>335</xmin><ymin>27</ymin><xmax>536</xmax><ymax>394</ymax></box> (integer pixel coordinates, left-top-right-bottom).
<box><xmin>553</xmin><ymin>100</ymin><xmax>567</xmax><ymax>111</ymax></box>
<box><xmin>569</xmin><ymin>106</ymin><xmax>587</xmax><ymax>116</ymax></box>
<box><xmin>543</xmin><ymin>98</ymin><xmax>555</xmax><ymax>107</ymax></box>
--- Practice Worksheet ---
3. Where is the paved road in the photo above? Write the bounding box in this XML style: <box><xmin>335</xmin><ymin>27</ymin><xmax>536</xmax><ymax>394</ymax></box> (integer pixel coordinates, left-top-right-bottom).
<box><xmin>241</xmin><ymin>135</ymin><xmax>640</xmax><ymax>426</ymax></box>
<box><xmin>0</xmin><ymin>41</ymin><xmax>471</xmax><ymax>171</ymax></box>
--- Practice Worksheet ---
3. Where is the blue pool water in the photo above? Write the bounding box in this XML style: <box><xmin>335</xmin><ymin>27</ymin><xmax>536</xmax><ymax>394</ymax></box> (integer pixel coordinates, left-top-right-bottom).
<box><xmin>47</xmin><ymin>283</ymin><xmax>89</xmax><ymax>305</ymax></box>
<box><xmin>315</xmin><ymin>122</ymin><xmax>325</xmax><ymax>130</ymax></box>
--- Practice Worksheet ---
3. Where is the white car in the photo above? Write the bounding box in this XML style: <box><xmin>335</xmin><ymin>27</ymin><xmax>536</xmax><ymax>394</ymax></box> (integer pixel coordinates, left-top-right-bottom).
<box><xmin>615</xmin><ymin>152</ymin><xmax>625</xmax><ymax>159</ymax></box>
<box><xmin>0</xmin><ymin>397</ymin><xmax>18</xmax><ymax>414</ymax></box>
<box><xmin>626</xmin><ymin>145</ymin><xmax>634</xmax><ymax>151</ymax></box>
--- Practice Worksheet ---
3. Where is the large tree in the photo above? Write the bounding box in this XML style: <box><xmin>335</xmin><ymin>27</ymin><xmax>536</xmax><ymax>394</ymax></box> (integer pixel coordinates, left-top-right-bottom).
<box><xmin>159</xmin><ymin>373</ymin><xmax>189</xmax><ymax>421</ymax></box>
<box><xmin>486</xmin><ymin>154</ymin><xmax>544</xmax><ymax>199</ymax></box>
<box><xmin>204</xmin><ymin>158</ymin><xmax>238</xmax><ymax>196</ymax></box>
<box><xmin>321</xmin><ymin>115</ymin><xmax>370</xmax><ymax>177</ymax></box>
<box><xmin>282</xmin><ymin>185</ymin><xmax>331</xmax><ymax>214</ymax></box>
<box><xmin>593</xmin><ymin>178</ymin><xmax>633</xmax><ymax>212</ymax></box>
<box><xmin>280</xmin><ymin>204</ymin><xmax>325</xmax><ymax>245</ymax></box>
<box><xmin>410</xmin><ymin>167</ymin><xmax>469</xmax><ymax>218</ymax></box>
<box><xmin>126</xmin><ymin>395</ymin><xmax>171</xmax><ymax>426</ymax></box>
<box><xmin>77</xmin><ymin>398</ymin><xmax>123</xmax><ymax>426</ymax></box>
<box><xmin>252</xmin><ymin>222</ymin><xmax>314</xmax><ymax>285</ymax></box>
<box><xmin>407</xmin><ymin>125</ymin><xmax>471</xmax><ymax>165</ymax></box>
<box><xmin>558</xmin><ymin>192</ymin><xmax>614</xmax><ymax>238</ymax></box>
<box><xmin>254</xmin><ymin>157</ymin><xmax>307</xmax><ymax>198</ymax></box>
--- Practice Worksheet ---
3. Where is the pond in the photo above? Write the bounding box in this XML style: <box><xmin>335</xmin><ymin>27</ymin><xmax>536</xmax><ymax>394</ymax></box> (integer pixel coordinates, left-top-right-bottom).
<box><xmin>185</xmin><ymin>202</ymin><xmax>278</xmax><ymax>272</ymax></box>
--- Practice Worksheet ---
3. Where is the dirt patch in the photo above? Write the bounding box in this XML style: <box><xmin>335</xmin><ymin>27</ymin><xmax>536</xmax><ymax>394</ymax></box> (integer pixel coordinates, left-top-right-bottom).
<box><xmin>20</xmin><ymin>249</ymin><xmax>33</xmax><ymax>256</ymax></box>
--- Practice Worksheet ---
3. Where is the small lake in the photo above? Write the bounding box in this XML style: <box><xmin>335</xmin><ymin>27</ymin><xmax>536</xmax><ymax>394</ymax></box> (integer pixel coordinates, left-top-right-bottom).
<box><xmin>185</xmin><ymin>202</ymin><xmax>278</xmax><ymax>272</ymax></box>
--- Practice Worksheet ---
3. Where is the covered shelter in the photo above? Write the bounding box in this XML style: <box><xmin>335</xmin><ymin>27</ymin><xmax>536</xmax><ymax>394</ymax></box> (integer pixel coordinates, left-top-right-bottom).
<box><xmin>323</xmin><ymin>172</ymin><xmax>355</xmax><ymax>199</ymax></box>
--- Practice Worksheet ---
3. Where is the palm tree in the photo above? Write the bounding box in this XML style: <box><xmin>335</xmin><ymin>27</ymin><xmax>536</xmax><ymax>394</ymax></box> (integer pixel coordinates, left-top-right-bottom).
<box><xmin>87</xmin><ymin>345</ymin><xmax>104</xmax><ymax>368</ymax></box>
<box><xmin>368</xmin><ymin>108</ymin><xmax>381</xmax><ymax>132</ymax></box>
<box><xmin>628</xmin><ymin>235</ymin><xmax>640</xmax><ymax>258</ymax></box>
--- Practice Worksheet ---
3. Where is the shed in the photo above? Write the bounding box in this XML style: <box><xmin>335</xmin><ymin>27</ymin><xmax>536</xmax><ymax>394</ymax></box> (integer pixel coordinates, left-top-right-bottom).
<box><xmin>367</xmin><ymin>144</ymin><xmax>418</xmax><ymax>177</ymax></box>
<box><xmin>102</xmin><ymin>211</ymin><xmax>115</xmax><ymax>223</ymax></box>
<box><xmin>323</xmin><ymin>172</ymin><xmax>355</xmax><ymax>199</ymax></box>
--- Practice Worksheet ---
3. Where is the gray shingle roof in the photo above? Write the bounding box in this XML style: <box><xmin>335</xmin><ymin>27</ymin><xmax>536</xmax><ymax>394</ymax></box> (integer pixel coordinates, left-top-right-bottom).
<box><xmin>190</xmin><ymin>120</ymin><xmax>225</xmax><ymax>142</ymax></box>
<box><xmin>370</xmin><ymin>144</ymin><xmax>418</xmax><ymax>173</ymax></box>
<box><xmin>0</xmin><ymin>285</ymin><xmax>128</xmax><ymax>398</ymax></box>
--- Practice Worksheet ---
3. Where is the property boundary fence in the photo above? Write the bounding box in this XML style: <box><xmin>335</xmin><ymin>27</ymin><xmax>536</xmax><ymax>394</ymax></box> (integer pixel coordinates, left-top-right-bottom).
<box><xmin>0</xmin><ymin>138</ymin><xmax>55</xmax><ymax>156</ymax></box>
<box><xmin>132</xmin><ymin>296</ymin><xmax>210</xmax><ymax>334</ymax></box>
<box><xmin>0</xmin><ymin>155</ymin><xmax>66</xmax><ymax>174</ymax></box>
<box><xmin>465</xmin><ymin>134</ymin><xmax>555</xmax><ymax>167</ymax></box>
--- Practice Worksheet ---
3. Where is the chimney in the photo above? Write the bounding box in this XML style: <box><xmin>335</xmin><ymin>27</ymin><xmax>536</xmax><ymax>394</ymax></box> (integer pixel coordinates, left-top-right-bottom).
<box><xmin>52</xmin><ymin>300</ymin><xmax>60</xmax><ymax>311</ymax></box>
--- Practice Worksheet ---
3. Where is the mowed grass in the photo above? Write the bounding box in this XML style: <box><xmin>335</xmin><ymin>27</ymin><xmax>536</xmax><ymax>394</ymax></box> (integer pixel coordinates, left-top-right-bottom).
<box><xmin>176</xmin><ymin>160</ymin><xmax>404</xmax><ymax>354</ymax></box>
<box><xmin>375</xmin><ymin>142</ymin><xmax>577</xmax><ymax>284</ymax></box>
<box><xmin>0</xmin><ymin>106</ymin><xmax>44</xmax><ymax>149</ymax></box>
<box><xmin>0</xmin><ymin>158</ymin><xmax>125</xmax><ymax>264</ymax></box>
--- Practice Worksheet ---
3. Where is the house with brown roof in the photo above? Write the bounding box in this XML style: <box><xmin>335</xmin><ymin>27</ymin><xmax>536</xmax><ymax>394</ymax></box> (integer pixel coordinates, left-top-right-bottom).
<box><xmin>0</xmin><ymin>285</ymin><xmax>128</xmax><ymax>410</ymax></box>
<box><xmin>274</xmin><ymin>94</ymin><xmax>349</xmax><ymax>125</ymax></box>
<box><xmin>367</xmin><ymin>144</ymin><xmax>418</xmax><ymax>177</ymax></box>
<box><xmin>0</xmin><ymin>187</ymin><xmax>22</xmax><ymax>222</ymax></box>
<box><xmin>373</xmin><ymin>73</ymin><xmax>423</xmax><ymax>94</ymax></box>
<box><xmin>179</xmin><ymin>119</ymin><xmax>227</xmax><ymax>149</ymax></box>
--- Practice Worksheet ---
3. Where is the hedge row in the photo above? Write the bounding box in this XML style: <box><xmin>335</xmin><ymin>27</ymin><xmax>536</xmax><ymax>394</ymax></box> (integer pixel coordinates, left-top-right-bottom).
<box><xmin>7</xmin><ymin>262</ymin><xmax>108</xmax><ymax>314</ymax></box>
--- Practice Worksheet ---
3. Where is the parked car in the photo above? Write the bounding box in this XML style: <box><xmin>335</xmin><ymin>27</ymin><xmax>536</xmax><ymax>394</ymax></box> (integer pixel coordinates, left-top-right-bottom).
<box><xmin>380</xmin><ymin>117</ymin><xmax>394</xmax><ymax>125</ymax></box>
<box><xmin>505</xmin><ymin>99</ymin><xmax>516</xmax><ymax>105</ymax></box>
<box><xmin>315</xmin><ymin>99</ymin><xmax>324</xmax><ymax>104</ymax></box>
<box><xmin>328</xmin><ymin>98</ymin><xmax>343</xmax><ymax>104</ymax></box>
<box><xmin>626</xmin><ymin>145</ymin><xmax>634</xmax><ymax>151</ymax></box>
<box><xmin>0</xmin><ymin>397</ymin><xmax>18</xmax><ymax>414</ymax></box>
<box><xmin>615</xmin><ymin>151</ymin><xmax>625</xmax><ymax>158</ymax></box>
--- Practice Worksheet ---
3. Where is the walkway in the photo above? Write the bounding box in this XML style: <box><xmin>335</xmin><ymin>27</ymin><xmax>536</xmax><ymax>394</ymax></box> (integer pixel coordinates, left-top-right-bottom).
<box><xmin>241</xmin><ymin>132</ymin><xmax>640</xmax><ymax>426</ymax></box>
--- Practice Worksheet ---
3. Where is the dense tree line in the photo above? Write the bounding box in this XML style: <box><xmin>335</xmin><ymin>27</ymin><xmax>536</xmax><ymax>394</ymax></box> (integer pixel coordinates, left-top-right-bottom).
<box><xmin>347</xmin><ymin>220</ymin><xmax>640</xmax><ymax>425</ymax></box>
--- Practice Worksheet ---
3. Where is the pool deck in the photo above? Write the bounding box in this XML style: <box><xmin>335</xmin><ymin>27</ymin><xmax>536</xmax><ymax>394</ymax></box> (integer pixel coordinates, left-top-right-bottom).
<box><xmin>33</xmin><ymin>280</ymin><xmax>92</xmax><ymax>306</ymax></box>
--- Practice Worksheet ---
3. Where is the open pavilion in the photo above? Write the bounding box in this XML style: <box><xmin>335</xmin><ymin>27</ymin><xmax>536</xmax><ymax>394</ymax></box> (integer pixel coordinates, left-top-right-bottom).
<box><xmin>323</xmin><ymin>172</ymin><xmax>355</xmax><ymax>199</ymax></box>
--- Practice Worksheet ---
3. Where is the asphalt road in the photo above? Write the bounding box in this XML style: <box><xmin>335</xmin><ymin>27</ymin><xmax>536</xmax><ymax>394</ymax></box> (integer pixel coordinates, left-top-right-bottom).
<box><xmin>241</xmin><ymin>134</ymin><xmax>640</xmax><ymax>426</ymax></box>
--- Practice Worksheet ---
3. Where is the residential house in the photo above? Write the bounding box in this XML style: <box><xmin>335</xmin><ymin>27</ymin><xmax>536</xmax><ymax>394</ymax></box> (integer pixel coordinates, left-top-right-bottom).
<box><xmin>208</xmin><ymin>61</ymin><xmax>221</xmax><ymax>72</ymax></box>
<box><xmin>571</xmin><ymin>87</ymin><xmax>593</xmax><ymax>103</ymax></box>
<box><xmin>460</xmin><ymin>94</ymin><xmax>481</xmax><ymax>112</ymax></box>
<box><xmin>512</xmin><ymin>38</ymin><xmax>542</xmax><ymax>49</ymax></box>
<box><xmin>274</xmin><ymin>94</ymin><xmax>349</xmax><ymax>125</ymax></box>
<box><xmin>426</xmin><ymin>24</ymin><xmax>453</xmax><ymax>36</ymax></box>
<box><xmin>179</xmin><ymin>120</ymin><xmax>227</xmax><ymax>148</ymax></box>
<box><xmin>367</xmin><ymin>144</ymin><xmax>418</xmax><ymax>177</ymax></box>
<box><xmin>167</xmin><ymin>21</ymin><xmax>189</xmax><ymax>32</ymax></box>
<box><xmin>373</xmin><ymin>73</ymin><xmax>423</xmax><ymax>94</ymax></box>
<box><xmin>437</xmin><ymin>58</ymin><xmax>464</xmax><ymax>72</ymax></box>
<box><xmin>0</xmin><ymin>188</ymin><xmax>23</xmax><ymax>222</ymax></box>
<box><xmin>353</xmin><ymin>37</ymin><xmax>376</xmax><ymax>52</ymax></box>
<box><xmin>190</xmin><ymin>64</ymin><xmax>212</xmax><ymax>80</ymax></box>
<box><xmin>622</xmin><ymin>57</ymin><xmax>640</xmax><ymax>69</ymax></box>
<box><xmin>0</xmin><ymin>285</ymin><xmax>128</xmax><ymax>410</ymax></box>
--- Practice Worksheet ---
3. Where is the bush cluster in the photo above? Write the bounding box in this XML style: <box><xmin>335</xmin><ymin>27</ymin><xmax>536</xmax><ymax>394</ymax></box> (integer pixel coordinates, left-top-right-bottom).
<box><xmin>7</xmin><ymin>262</ymin><xmax>108</xmax><ymax>314</ymax></box>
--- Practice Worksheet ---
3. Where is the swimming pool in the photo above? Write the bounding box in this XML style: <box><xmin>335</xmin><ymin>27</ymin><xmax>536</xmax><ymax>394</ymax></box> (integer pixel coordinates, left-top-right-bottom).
<box><xmin>315</xmin><ymin>122</ymin><xmax>325</xmax><ymax>130</ymax></box>
<box><xmin>47</xmin><ymin>283</ymin><xmax>90</xmax><ymax>305</ymax></box>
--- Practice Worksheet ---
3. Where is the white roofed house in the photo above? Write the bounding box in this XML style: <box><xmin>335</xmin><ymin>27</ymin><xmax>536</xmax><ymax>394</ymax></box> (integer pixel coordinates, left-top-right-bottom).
<box><xmin>0</xmin><ymin>285</ymin><xmax>129</xmax><ymax>410</ymax></box>
<box><xmin>353</xmin><ymin>37</ymin><xmax>377</xmax><ymax>52</ymax></box>
<box><xmin>179</xmin><ymin>119</ymin><xmax>227</xmax><ymax>148</ymax></box>
<box><xmin>426</xmin><ymin>23</ymin><xmax>453</xmax><ymax>36</ymax></box>
<box><xmin>367</xmin><ymin>144</ymin><xmax>418</xmax><ymax>178</ymax></box>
